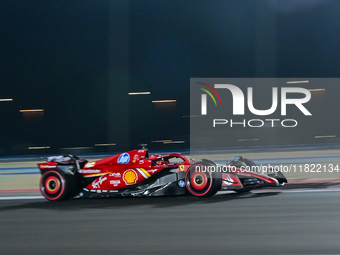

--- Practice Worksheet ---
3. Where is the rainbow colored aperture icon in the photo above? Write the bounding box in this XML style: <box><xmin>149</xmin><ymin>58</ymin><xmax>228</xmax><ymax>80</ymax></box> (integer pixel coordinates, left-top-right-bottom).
<box><xmin>197</xmin><ymin>82</ymin><xmax>222</xmax><ymax>115</ymax></box>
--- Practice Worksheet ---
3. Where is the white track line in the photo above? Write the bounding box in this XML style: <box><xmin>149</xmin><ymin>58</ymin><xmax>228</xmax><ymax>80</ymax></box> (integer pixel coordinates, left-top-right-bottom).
<box><xmin>263</xmin><ymin>189</ymin><xmax>340</xmax><ymax>193</ymax></box>
<box><xmin>1</xmin><ymin>189</ymin><xmax>340</xmax><ymax>200</ymax></box>
<box><xmin>219</xmin><ymin>189</ymin><xmax>340</xmax><ymax>195</ymax></box>
<box><xmin>0</xmin><ymin>196</ymin><xmax>44</xmax><ymax>200</ymax></box>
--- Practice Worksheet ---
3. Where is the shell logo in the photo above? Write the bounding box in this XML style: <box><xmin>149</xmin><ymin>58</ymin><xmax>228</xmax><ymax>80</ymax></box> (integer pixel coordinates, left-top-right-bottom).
<box><xmin>123</xmin><ymin>169</ymin><xmax>138</xmax><ymax>185</ymax></box>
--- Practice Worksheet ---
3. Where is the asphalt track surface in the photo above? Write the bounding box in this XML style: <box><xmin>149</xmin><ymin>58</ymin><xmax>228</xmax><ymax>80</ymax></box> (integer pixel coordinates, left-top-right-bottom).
<box><xmin>1</xmin><ymin>190</ymin><xmax>340</xmax><ymax>255</ymax></box>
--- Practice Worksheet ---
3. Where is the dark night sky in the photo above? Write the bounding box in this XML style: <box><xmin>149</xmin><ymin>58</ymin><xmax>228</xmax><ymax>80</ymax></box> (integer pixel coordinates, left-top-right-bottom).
<box><xmin>1</xmin><ymin>0</ymin><xmax>340</xmax><ymax>154</ymax></box>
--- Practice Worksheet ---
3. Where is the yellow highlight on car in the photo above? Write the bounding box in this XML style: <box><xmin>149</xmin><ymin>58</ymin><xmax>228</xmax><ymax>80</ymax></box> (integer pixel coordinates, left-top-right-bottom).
<box><xmin>139</xmin><ymin>168</ymin><xmax>151</xmax><ymax>177</ymax></box>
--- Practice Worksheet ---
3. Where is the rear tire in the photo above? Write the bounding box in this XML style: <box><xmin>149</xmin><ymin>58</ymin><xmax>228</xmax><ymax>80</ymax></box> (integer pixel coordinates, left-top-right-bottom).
<box><xmin>40</xmin><ymin>169</ymin><xmax>77</xmax><ymax>201</ymax></box>
<box><xmin>185</xmin><ymin>161</ymin><xmax>221</xmax><ymax>197</ymax></box>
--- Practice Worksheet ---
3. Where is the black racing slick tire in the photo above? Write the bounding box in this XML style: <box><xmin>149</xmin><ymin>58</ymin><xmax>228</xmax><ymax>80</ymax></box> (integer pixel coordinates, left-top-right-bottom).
<box><xmin>40</xmin><ymin>169</ymin><xmax>77</xmax><ymax>201</ymax></box>
<box><xmin>185</xmin><ymin>161</ymin><xmax>222</xmax><ymax>197</ymax></box>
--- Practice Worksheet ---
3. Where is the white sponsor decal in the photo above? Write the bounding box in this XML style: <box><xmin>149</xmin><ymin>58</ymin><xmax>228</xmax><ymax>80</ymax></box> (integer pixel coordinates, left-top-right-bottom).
<box><xmin>223</xmin><ymin>174</ymin><xmax>234</xmax><ymax>185</ymax></box>
<box><xmin>85</xmin><ymin>162</ymin><xmax>95</xmax><ymax>168</ymax></box>
<box><xmin>109</xmin><ymin>172</ymin><xmax>121</xmax><ymax>177</ymax></box>
<box><xmin>92</xmin><ymin>176</ymin><xmax>107</xmax><ymax>189</ymax></box>
<box><xmin>149</xmin><ymin>169</ymin><xmax>158</xmax><ymax>174</ymax></box>
<box><xmin>136</xmin><ymin>168</ymin><xmax>149</xmax><ymax>179</ymax></box>
<box><xmin>110</xmin><ymin>180</ymin><xmax>121</xmax><ymax>186</ymax></box>
<box><xmin>40</xmin><ymin>165</ymin><xmax>56</xmax><ymax>169</ymax></box>
<box><xmin>79</xmin><ymin>169</ymin><xmax>101</xmax><ymax>174</ymax></box>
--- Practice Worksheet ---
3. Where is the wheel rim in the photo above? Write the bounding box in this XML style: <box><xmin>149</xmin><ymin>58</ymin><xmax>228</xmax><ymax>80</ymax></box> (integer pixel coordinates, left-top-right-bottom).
<box><xmin>45</xmin><ymin>176</ymin><xmax>61</xmax><ymax>195</ymax></box>
<box><xmin>190</xmin><ymin>171</ymin><xmax>208</xmax><ymax>190</ymax></box>
<box><xmin>40</xmin><ymin>171</ymin><xmax>65</xmax><ymax>201</ymax></box>
<box><xmin>185</xmin><ymin>164</ymin><xmax>213</xmax><ymax>196</ymax></box>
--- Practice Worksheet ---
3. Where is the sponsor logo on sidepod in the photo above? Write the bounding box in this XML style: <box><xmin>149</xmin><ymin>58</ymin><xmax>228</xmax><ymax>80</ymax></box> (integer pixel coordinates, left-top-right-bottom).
<box><xmin>178</xmin><ymin>180</ymin><xmax>185</xmax><ymax>187</ymax></box>
<box><xmin>118</xmin><ymin>153</ymin><xmax>130</xmax><ymax>164</ymax></box>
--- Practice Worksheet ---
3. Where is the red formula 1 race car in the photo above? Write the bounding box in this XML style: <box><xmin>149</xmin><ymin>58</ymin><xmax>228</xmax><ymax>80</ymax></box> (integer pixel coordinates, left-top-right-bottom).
<box><xmin>38</xmin><ymin>147</ymin><xmax>287</xmax><ymax>201</ymax></box>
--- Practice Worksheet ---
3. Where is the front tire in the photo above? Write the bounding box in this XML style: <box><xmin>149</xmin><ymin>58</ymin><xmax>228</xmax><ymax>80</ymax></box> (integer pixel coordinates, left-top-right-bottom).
<box><xmin>40</xmin><ymin>170</ymin><xmax>77</xmax><ymax>201</ymax></box>
<box><xmin>185</xmin><ymin>161</ymin><xmax>221</xmax><ymax>197</ymax></box>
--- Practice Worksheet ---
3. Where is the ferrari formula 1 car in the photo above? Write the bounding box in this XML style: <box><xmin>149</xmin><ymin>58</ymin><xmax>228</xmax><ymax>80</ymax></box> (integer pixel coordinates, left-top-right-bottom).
<box><xmin>38</xmin><ymin>147</ymin><xmax>287</xmax><ymax>201</ymax></box>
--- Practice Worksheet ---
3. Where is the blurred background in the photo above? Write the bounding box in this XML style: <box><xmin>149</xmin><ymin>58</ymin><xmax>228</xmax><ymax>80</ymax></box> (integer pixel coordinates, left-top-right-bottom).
<box><xmin>1</xmin><ymin>0</ymin><xmax>340</xmax><ymax>155</ymax></box>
